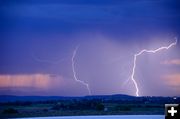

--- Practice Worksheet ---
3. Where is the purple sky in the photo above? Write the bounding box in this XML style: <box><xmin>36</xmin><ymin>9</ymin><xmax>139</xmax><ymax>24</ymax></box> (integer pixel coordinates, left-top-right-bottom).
<box><xmin>0</xmin><ymin>0</ymin><xmax>180</xmax><ymax>96</ymax></box>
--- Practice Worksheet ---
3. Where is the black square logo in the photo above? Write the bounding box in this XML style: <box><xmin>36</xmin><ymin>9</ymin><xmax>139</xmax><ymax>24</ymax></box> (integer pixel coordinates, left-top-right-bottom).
<box><xmin>165</xmin><ymin>104</ymin><xmax>180</xmax><ymax>119</ymax></box>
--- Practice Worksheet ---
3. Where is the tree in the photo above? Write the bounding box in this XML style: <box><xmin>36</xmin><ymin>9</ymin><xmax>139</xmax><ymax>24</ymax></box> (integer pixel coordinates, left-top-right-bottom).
<box><xmin>3</xmin><ymin>108</ymin><xmax>18</xmax><ymax>114</ymax></box>
<box><xmin>96</xmin><ymin>103</ymin><xmax>104</xmax><ymax>111</ymax></box>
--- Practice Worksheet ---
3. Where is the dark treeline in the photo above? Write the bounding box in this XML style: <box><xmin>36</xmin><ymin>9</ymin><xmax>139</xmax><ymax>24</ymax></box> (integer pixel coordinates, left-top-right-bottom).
<box><xmin>1</xmin><ymin>96</ymin><xmax>179</xmax><ymax>106</ymax></box>
<box><xmin>0</xmin><ymin>95</ymin><xmax>180</xmax><ymax>118</ymax></box>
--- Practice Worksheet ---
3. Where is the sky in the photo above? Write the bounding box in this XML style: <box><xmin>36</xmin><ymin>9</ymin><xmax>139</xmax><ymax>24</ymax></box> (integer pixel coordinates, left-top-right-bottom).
<box><xmin>0</xmin><ymin>0</ymin><xmax>180</xmax><ymax>96</ymax></box>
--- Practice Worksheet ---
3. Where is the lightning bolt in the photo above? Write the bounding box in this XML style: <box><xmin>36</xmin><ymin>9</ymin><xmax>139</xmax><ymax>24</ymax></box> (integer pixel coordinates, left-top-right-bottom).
<box><xmin>131</xmin><ymin>38</ymin><xmax>178</xmax><ymax>97</ymax></box>
<box><xmin>72</xmin><ymin>45</ymin><xmax>92</xmax><ymax>95</ymax></box>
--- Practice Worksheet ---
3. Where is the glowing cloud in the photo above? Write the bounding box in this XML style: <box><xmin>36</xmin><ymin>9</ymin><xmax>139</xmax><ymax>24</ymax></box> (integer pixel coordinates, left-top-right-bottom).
<box><xmin>162</xmin><ymin>73</ymin><xmax>180</xmax><ymax>87</ymax></box>
<box><xmin>161</xmin><ymin>59</ymin><xmax>180</xmax><ymax>65</ymax></box>
<box><xmin>0</xmin><ymin>74</ymin><xmax>50</xmax><ymax>88</ymax></box>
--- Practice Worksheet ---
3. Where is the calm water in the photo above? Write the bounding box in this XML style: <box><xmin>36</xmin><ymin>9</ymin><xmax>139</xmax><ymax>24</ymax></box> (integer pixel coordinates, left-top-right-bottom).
<box><xmin>17</xmin><ymin>115</ymin><xmax>164</xmax><ymax>119</ymax></box>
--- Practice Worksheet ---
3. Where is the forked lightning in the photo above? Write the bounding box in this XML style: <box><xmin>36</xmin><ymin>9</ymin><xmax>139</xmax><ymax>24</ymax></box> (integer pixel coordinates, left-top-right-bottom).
<box><xmin>131</xmin><ymin>38</ymin><xmax>177</xmax><ymax>96</ymax></box>
<box><xmin>72</xmin><ymin>45</ymin><xmax>92</xmax><ymax>95</ymax></box>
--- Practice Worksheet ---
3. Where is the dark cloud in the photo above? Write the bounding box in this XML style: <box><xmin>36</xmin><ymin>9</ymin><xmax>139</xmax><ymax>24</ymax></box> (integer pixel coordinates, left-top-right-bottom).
<box><xmin>0</xmin><ymin>0</ymin><xmax>180</xmax><ymax>96</ymax></box>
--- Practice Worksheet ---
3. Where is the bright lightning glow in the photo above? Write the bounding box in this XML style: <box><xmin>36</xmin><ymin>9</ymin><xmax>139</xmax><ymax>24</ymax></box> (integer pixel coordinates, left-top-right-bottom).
<box><xmin>72</xmin><ymin>45</ymin><xmax>92</xmax><ymax>95</ymax></box>
<box><xmin>131</xmin><ymin>38</ymin><xmax>178</xmax><ymax>97</ymax></box>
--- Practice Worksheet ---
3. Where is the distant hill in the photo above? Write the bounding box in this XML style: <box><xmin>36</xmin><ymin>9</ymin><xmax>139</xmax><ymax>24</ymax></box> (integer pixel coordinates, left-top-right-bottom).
<box><xmin>0</xmin><ymin>94</ymin><xmax>178</xmax><ymax>102</ymax></box>
<box><xmin>0</xmin><ymin>94</ymin><xmax>134</xmax><ymax>102</ymax></box>
<box><xmin>0</xmin><ymin>95</ymin><xmax>71</xmax><ymax>102</ymax></box>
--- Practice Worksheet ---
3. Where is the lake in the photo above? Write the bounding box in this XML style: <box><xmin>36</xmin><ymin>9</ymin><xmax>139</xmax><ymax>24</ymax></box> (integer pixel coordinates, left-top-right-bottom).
<box><xmin>17</xmin><ymin>115</ymin><xmax>164</xmax><ymax>119</ymax></box>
